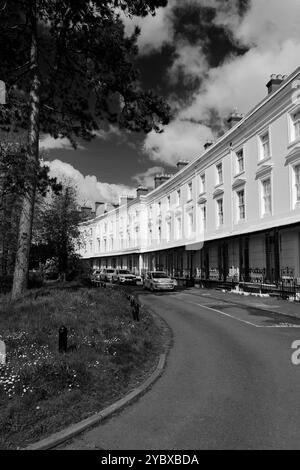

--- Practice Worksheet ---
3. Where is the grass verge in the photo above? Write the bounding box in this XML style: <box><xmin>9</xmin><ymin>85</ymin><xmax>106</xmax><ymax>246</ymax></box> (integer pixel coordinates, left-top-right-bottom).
<box><xmin>0</xmin><ymin>286</ymin><xmax>162</xmax><ymax>449</ymax></box>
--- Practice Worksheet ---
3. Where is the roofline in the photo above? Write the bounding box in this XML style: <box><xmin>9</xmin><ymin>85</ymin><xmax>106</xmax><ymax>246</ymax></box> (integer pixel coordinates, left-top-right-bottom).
<box><xmin>145</xmin><ymin>65</ymin><xmax>300</xmax><ymax>198</ymax></box>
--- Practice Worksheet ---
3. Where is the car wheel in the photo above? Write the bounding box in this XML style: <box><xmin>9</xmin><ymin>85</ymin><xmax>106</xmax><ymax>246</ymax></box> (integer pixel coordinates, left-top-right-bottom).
<box><xmin>150</xmin><ymin>285</ymin><xmax>154</xmax><ymax>292</ymax></box>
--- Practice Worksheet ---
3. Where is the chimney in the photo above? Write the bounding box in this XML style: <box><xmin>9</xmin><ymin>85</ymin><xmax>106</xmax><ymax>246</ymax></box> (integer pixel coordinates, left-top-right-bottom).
<box><xmin>155</xmin><ymin>174</ymin><xmax>172</xmax><ymax>188</ymax></box>
<box><xmin>204</xmin><ymin>140</ymin><xmax>214</xmax><ymax>150</ymax></box>
<box><xmin>136</xmin><ymin>186</ymin><xmax>149</xmax><ymax>197</ymax></box>
<box><xmin>119</xmin><ymin>195</ymin><xmax>134</xmax><ymax>206</ymax></box>
<box><xmin>227</xmin><ymin>110</ymin><xmax>244</xmax><ymax>129</ymax></box>
<box><xmin>176</xmin><ymin>160</ymin><xmax>189</xmax><ymax>172</ymax></box>
<box><xmin>95</xmin><ymin>201</ymin><xmax>105</xmax><ymax>215</ymax></box>
<box><xmin>266</xmin><ymin>74</ymin><xmax>287</xmax><ymax>95</ymax></box>
<box><xmin>81</xmin><ymin>206</ymin><xmax>92</xmax><ymax>219</ymax></box>
<box><xmin>154</xmin><ymin>175</ymin><xmax>162</xmax><ymax>188</ymax></box>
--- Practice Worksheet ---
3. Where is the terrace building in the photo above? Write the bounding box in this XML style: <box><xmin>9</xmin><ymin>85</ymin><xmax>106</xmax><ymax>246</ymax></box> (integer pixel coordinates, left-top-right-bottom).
<box><xmin>79</xmin><ymin>67</ymin><xmax>300</xmax><ymax>288</ymax></box>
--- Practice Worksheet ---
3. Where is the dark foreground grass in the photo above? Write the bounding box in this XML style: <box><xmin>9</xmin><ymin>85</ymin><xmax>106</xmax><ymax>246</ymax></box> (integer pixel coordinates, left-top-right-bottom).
<box><xmin>0</xmin><ymin>286</ymin><xmax>162</xmax><ymax>449</ymax></box>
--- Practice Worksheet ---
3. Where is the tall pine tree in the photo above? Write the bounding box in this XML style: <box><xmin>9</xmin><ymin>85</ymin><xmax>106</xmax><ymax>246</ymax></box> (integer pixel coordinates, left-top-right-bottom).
<box><xmin>0</xmin><ymin>0</ymin><xmax>170</xmax><ymax>298</ymax></box>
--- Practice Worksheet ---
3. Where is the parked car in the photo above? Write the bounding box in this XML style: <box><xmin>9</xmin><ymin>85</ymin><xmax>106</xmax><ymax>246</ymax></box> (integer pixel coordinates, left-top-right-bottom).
<box><xmin>112</xmin><ymin>269</ymin><xmax>137</xmax><ymax>284</ymax></box>
<box><xmin>143</xmin><ymin>271</ymin><xmax>176</xmax><ymax>291</ymax></box>
<box><xmin>100</xmin><ymin>268</ymin><xmax>116</xmax><ymax>282</ymax></box>
<box><xmin>91</xmin><ymin>269</ymin><xmax>101</xmax><ymax>283</ymax></box>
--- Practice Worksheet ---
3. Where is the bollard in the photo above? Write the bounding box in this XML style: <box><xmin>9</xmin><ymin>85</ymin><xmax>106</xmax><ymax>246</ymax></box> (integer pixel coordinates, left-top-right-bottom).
<box><xmin>58</xmin><ymin>326</ymin><xmax>68</xmax><ymax>353</ymax></box>
<box><xmin>0</xmin><ymin>339</ymin><xmax>6</xmax><ymax>365</ymax></box>
<box><xmin>132</xmin><ymin>303</ymin><xmax>140</xmax><ymax>322</ymax></box>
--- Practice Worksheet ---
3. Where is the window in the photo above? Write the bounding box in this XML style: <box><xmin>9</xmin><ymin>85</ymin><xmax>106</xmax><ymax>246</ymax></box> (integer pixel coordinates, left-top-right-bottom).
<box><xmin>200</xmin><ymin>173</ymin><xmax>206</xmax><ymax>193</ymax></box>
<box><xmin>187</xmin><ymin>211</ymin><xmax>193</xmax><ymax>237</ymax></box>
<box><xmin>120</xmin><ymin>236</ymin><xmax>124</xmax><ymax>249</ymax></box>
<box><xmin>110</xmin><ymin>236</ymin><xmax>114</xmax><ymax>251</ymax></box>
<box><xmin>200</xmin><ymin>204</ymin><xmax>206</xmax><ymax>230</ymax></box>
<box><xmin>177</xmin><ymin>189</ymin><xmax>181</xmax><ymax>205</ymax></box>
<box><xmin>158</xmin><ymin>201</ymin><xmax>161</xmax><ymax>214</ymax></box>
<box><xmin>167</xmin><ymin>195</ymin><xmax>171</xmax><ymax>210</ymax></box>
<box><xmin>236</xmin><ymin>149</ymin><xmax>244</xmax><ymax>174</ymax></box>
<box><xmin>158</xmin><ymin>226</ymin><xmax>162</xmax><ymax>243</ymax></box>
<box><xmin>216</xmin><ymin>198</ymin><xmax>224</xmax><ymax>227</ymax></box>
<box><xmin>149</xmin><ymin>228</ymin><xmax>152</xmax><ymax>244</ymax></box>
<box><xmin>175</xmin><ymin>216</ymin><xmax>182</xmax><ymax>239</ymax></box>
<box><xmin>237</xmin><ymin>189</ymin><xmax>245</xmax><ymax>221</ymax></box>
<box><xmin>104</xmin><ymin>239</ymin><xmax>107</xmax><ymax>252</ymax></box>
<box><xmin>294</xmin><ymin>164</ymin><xmax>300</xmax><ymax>204</ymax></box>
<box><xmin>291</xmin><ymin>110</ymin><xmax>300</xmax><ymax>141</ymax></box>
<box><xmin>187</xmin><ymin>182</ymin><xmax>193</xmax><ymax>200</ymax></box>
<box><xmin>262</xmin><ymin>178</ymin><xmax>272</xmax><ymax>215</ymax></box>
<box><xmin>97</xmin><ymin>238</ymin><xmax>101</xmax><ymax>252</ymax></box>
<box><xmin>166</xmin><ymin>220</ymin><xmax>171</xmax><ymax>242</ymax></box>
<box><xmin>260</xmin><ymin>132</ymin><xmax>270</xmax><ymax>160</ymax></box>
<box><xmin>216</xmin><ymin>163</ymin><xmax>223</xmax><ymax>185</ymax></box>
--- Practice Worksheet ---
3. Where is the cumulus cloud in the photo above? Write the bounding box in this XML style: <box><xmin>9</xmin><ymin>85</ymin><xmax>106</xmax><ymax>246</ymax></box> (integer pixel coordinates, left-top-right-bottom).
<box><xmin>144</xmin><ymin>118</ymin><xmax>213</xmax><ymax>165</ymax></box>
<box><xmin>121</xmin><ymin>3</ymin><xmax>174</xmax><ymax>54</ymax></box>
<box><xmin>133</xmin><ymin>166</ymin><xmax>165</xmax><ymax>188</ymax></box>
<box><xmin>142</xmin><ymin>0</ymin><xmax>300</xmax><ymax>165</ymax></box>
<box><xmin>45</xmin><ymin>159</ymin><xmax>135</xmax><ymax>208</ymax></box>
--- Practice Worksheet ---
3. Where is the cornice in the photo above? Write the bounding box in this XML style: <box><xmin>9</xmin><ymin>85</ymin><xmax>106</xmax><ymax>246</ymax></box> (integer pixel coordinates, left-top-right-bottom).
<box><xmin>285</xmin><ymin>144</ymin><xmax>300</xmax><ymax>166</ymax></box>
<box><xmin>213</xmin><ymin>187</ymin><xmax>224</xmax><ymax>198</ymax></box>
<box><xmin>232</xmin><ymin>178</ymin><xmax>246</xmax><ymax>190</ymax></box>
<box><xmin>255</xmin><ymin>162</ymin><xmax>274</xmax><ymax>180</ymax></box>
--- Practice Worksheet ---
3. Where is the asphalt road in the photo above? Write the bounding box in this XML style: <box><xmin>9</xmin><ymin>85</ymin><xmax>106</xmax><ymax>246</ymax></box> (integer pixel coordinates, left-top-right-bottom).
<box><xmin>62</xmin><ymin>289</ymin><xmax>300</xmax><ymax>450</ymax></box>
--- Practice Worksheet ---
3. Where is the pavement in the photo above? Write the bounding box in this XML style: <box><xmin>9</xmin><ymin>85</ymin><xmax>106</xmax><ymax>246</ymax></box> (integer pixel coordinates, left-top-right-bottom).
<box><xmin>59</xmin><ymin>288</ymin><xmax>300</xmax><ymax>450</ymax></box>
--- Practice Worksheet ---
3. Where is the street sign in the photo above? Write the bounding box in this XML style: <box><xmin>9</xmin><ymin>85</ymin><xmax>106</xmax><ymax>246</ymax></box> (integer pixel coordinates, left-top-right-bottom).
<box><xmin>0</xmin><ymin>80</ymin><xmax>6</xmax><ymax>104</ymax></box>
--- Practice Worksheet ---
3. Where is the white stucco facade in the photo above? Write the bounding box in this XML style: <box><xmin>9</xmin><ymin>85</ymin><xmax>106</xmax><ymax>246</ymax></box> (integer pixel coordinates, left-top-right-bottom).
<box><xmin>79</xmin><ymin>67</ymin><xmax>300</xmax><ymax>285</ymax></box>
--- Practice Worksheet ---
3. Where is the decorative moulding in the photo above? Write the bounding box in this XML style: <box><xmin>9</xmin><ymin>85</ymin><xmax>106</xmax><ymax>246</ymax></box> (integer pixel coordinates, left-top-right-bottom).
<box><xmin>213</xmin><ymin>187</ymin><xmax>224</xmax><ymax>198</ymax></box>
<box><xmin>186</xmin><ymin>204</ymin><xmax>194</xmax><ymax>213</ymax></box>
<box><xmin>255</xmin><ymin>163</ymin><xmax>273</xmax><ymax>180</ymax></box>
<box><xmin>285</xmin><ymin>144</ymin><xmax>300</xmax><ymax>166</ymax></box>
<box><xmin>197</xmin><ymin>195</ymin><xmax>207</xmax><ymax>204</ymax></box>
<box><xmin>232</xmin><ymin>178</ymin><xmax>246</xmax><ymax>190</ymax></box>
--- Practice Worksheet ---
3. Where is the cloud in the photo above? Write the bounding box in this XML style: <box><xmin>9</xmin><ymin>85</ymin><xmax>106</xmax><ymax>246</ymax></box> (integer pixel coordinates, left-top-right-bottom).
<box><xmin>167</xmin><ymin>41</ymin><xmax>208</xmax><ymax>85</ymax></box>
<box><xmin>45</xmin><ymin>159</ymin><xmax>135</xmax><ymax>208</ymax></box>
<box><xmin>133</xmin><ymin>166</ymin><xmax>165</xmax><ymax>188</ymax></box>
<box><xmin>143</xmin><ymin>118</ymin><xmax>213</xmax><ymax>166</ymax></box>
<box><xmin>39</xmin><ymin>135</ymin><xmax>81</xmax><ymax>151</ymax></box>
<box><xmin>93</xmin><ymin>124</ymin><xmax>123</xmax><ymax>141</ymax></box>
<box><xmin>122</xmin><ymin>4</ymin><xmax>174</xmax><ymax>54</ymax></box>
<box><xmin>142</xmin><ymin>0</ymin><xmax>300</xmax><ymax>165</ymax></box>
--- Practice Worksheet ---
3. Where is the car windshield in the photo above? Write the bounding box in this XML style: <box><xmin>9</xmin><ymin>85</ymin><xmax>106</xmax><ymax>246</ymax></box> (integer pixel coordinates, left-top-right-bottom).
<box><xmin>94</xmin><ymin>271</ymin><xmax>101</xmax><ymax>274</ymax></box>
<box><xmin>107</xmin><ymin>269</ymin><xmax>115</xmax><ymax>273</ymax></box>
<box><xmin>119</xmin><ymin>270</ymin><xmax>130</xmax><ymax>274</ymax></box>
<box><xmin>152</xmin><ymin>272</ymin><xmax>168</xmax><ymax>278</ymax></box>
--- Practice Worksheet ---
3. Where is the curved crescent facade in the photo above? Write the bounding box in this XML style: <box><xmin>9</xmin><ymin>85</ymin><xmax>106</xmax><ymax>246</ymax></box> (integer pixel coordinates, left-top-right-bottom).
<box><xmin>79</xmin><ymin>67</ymin><xmax>300</xmax><ymax>287</ymax></box>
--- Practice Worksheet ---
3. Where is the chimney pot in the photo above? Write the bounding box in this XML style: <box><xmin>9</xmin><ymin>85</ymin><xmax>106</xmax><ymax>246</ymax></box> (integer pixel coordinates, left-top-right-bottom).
<box><xmin>204</xmin><ymin>140</ymin><xmax>214</xmax><ymax>150</ymax></box>
<box><xmin>136</xmin><ymin>186</ymin><xmax>149</xmax><ymax>197</ymax></box>
<box><xmin>176</xmin><ymin>160</ymin><xmax>190</xmax><ymax>172</ymax></box>
<box><xmin>266</xmin><ymin>73</ymin><xmax>285</xmax><ymax>94</ymax></box>
<box><xmin>227</xmin><ymin>111</ymin><xmax>244</xmax><ymax>129</ymax></box>
<box><xmin>154</xmin><ymin>174</ymin><xmax>172</xmax><ymax>188</ymax></box>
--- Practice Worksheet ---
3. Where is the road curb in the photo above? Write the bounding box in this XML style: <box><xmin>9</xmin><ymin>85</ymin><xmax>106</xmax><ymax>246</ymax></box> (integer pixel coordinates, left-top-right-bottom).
<box><xmin>25</xmin><ymin>299</ymin><xmax>171</xmax><ymax>451</ymax></box>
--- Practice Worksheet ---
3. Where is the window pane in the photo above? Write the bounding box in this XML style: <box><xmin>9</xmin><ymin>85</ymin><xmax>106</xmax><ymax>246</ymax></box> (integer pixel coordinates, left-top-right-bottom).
<box><xmin>262</xmin><ymin>179</ymin><xmax>271</xmax><ymax>214</ymax></box>
<box><xmin>295</xmin><ymin>165</ymin><xmax>300</xmax><ymax>202</ymax></box>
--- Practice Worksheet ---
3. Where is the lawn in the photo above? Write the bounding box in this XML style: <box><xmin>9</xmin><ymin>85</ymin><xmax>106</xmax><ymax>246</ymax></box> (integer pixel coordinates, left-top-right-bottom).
<box><xmin>0</xmin><ymin>285</ymin><xmax>162</xmax><ymax>449</ymax></box>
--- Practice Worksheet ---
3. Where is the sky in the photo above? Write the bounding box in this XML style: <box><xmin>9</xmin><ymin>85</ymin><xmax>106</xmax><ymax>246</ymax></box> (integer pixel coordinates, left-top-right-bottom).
<box><xmin>41</xmin><ymin>0</ymin><xmax>300</xmax><ymax>208</ymax></box>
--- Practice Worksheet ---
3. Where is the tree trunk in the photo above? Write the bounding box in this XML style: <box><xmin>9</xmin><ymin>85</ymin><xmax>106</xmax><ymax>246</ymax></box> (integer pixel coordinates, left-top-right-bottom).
<box><xmin>11</xmin><ymin>3</ymin><xmax>40</xmax><ymax>300</ymax></box>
